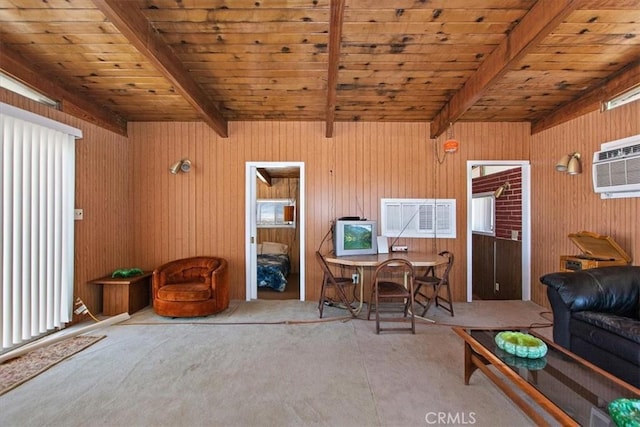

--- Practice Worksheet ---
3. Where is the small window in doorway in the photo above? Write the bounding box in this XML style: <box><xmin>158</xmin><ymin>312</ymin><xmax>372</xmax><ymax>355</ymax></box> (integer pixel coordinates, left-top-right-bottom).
<box><xmin>472</xmin><ymin>193</ymin><xmax>495</xmax><ymax>235</ymax></box>
<box><xmin>257</xmin><ymin>199</ymin><xmax>296</xmax><ymax>228</ymax></box>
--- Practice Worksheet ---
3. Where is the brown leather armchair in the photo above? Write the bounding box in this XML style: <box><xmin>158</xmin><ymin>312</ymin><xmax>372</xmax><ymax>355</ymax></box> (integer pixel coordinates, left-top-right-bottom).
<box><xmin>152</xmin><ymin>256</ymin><xmax>229</xmax><ymax>317</ymax></box>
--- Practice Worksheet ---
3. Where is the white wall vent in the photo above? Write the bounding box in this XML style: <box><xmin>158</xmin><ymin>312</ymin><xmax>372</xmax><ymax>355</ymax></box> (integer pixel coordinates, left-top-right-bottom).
<box><xmin>592</xmin><ymin>134</ymin><xmax>640</xmax><ymax>199</ymax></box>
<box><xmin>380</xmin><ymin>198</ymin><xmax>456</xmax><ymax>239</ymax></box>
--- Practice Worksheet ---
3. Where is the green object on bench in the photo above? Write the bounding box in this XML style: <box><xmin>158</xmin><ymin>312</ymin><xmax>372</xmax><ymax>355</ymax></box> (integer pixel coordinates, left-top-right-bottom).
<box><xmin>111</xmin><ymin>268</ymin><xmax>144</xmax><ymax>278</ymax></box>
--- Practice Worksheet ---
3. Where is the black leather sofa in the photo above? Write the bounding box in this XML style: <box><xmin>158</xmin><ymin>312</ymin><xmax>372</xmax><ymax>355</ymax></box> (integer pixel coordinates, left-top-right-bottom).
<box><xmin>540</xmin><ymin>266</ymin><xmax>640</xmax><ymax>388</ymax></box>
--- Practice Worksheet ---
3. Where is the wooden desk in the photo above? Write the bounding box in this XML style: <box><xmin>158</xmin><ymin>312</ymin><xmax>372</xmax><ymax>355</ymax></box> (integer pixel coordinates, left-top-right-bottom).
<box><xmin>324</xmin><ymin>252</ymin><xmax>448</xmax><ymax>315</ymax></box>
<box><xmin>89</xmin><ymin>272</ymin><xmax>152</xmax><ymax>315</ymax></box>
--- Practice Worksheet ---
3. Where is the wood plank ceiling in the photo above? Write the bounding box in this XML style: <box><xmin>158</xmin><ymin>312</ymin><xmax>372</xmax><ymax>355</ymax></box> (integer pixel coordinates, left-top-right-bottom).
<box><xmin>0</xmin><ymin>0</ymin><xmax>639</xmax><ymax>138</ymax></box>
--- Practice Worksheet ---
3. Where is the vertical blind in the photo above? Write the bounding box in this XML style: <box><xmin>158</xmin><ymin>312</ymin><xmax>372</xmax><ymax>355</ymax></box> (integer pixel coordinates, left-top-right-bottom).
<box><xmin>1</xmin><ymin>103</ymin><xmax>81</xmax><ymax>350</ymax></box>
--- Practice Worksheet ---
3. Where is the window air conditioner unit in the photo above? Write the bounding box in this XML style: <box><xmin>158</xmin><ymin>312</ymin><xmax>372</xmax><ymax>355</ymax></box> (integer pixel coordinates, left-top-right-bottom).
<box><xmin>592</xmin><ymin>134</ymin><xmax>640</xmax><ymax>199</ymax></box>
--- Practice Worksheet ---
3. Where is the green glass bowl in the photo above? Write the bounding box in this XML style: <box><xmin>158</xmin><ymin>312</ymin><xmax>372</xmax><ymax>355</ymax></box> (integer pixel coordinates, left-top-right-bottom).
<box><xmin>111</xmin><ymin>268</ymin><xmax>144</xmax><ymax>278</ymax></box>
<box><xmin>495</xmin><ymin>331</ymin><xmax>548</xmax><ymax>359</ymax></box>
<box><xmin>494</xmin><ymin>347</ymin><xmax>548</xmax><ymax>370</ymax></box>
<box><xmin>608</xmin><ymin>398</ymin><xmax>640</xmax><ymax>427</ymax></box>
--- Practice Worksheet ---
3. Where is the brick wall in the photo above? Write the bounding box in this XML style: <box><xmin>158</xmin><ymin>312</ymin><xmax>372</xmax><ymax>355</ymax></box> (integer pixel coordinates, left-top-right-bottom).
<box><xmin>472</xmin><ymin>168</ymin><xmax>522</xmax><ymax>241</ymax></box>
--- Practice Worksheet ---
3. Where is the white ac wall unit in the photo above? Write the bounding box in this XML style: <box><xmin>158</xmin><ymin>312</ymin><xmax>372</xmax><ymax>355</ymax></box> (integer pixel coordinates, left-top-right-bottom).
<box><xmin>592</xmin><ymin>134</ymin><xmax>640</xmax><ymax>199</ymax></box>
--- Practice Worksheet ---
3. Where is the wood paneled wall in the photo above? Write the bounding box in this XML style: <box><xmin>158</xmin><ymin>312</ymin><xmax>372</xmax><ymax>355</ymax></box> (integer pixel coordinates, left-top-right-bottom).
<box><xmin>129</xmin><ymin>120</ymin><xmax>531</xmax><ymax>301</ymax></box>
<box><xmin>1</xmin><ymin>88</ymin><xmax>133</xmax><ymax>317</ymax></box>
<box><xmin>5</xmin><ymin>88</ymin><xmax>635</xmax><ymax>310</ymax></box>
<box><xmin>256</xmin><ymin>177</ymin><xmax>299</xmax><ymax>273</ymax></box>
<box><xmin>530</xmin><ymin>102</ymin><xmax>639</xmax><ymax>307</ymax></box>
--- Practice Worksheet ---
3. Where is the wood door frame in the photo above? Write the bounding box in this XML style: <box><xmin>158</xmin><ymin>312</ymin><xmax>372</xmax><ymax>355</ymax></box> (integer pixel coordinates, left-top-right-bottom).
<box><xmin>466</xmin><ymin>160</ymin><xmax>531</xmax><ymax>302</ymax></box>
<box><xmin>245</xmin><ymin>161</ymin><xmax>306</xmax><ymax>301</ymax></box>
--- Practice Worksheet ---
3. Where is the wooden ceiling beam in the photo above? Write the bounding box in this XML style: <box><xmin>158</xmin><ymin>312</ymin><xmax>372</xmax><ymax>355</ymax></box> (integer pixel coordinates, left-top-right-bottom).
<box><xmin>325</xmin><ymin>0</ymin><xmax>345</xmax><ymax>138</ymax></box>
<box><xmin>531</xmin><ymin>59</ymin><xmax>640</xmax><ymax>135</ymax></box>
<box><xmin>430</xmin><ymin>0</ymin><xmax>584</xmax><ymax>139</ymax></box>
<box><xmin>93</xmin><ymin>0</ymin><xmax>228</xmax><ymax>138</ymax></box>
<box><xmin>256</xmin><ymin>168</ymin><xmax>272</xmax><ymax>187</ymax></box>
<box><xmin>0</xmin><ymin>43</ymin><xmax>128</xmax><ymax>136</ymax></box>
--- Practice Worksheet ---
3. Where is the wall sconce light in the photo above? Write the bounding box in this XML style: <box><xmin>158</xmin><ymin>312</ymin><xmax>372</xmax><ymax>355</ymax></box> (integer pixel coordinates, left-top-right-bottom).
<box><xmin>494</xmin><ymin>182</ymin><xmax>511</xmax><ymax>199</ymax></box>
<box><xmin>443</xmin><ymin>122</ymin><xmax>459</xmax><ymax>154</ymax></box>
<box><xmin>169</xmin><ymin>159</ymin><xmax>192</xmax><ymax>174</ymax></box>
<box><xmin>555</xmin><ymin>153</ymin><xmax>582</xmax><ymax>175</ymax></box>
<box><xmin>435</xmin><ymin>122</ymin><xmax>459</xmax><ymax>164</ymax></box>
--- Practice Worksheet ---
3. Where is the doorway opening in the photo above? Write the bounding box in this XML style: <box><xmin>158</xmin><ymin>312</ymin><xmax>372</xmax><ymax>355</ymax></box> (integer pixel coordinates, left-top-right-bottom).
<box><xmin>245</xmin><ymin>162</ymin><xmax>305</xmax><ymax>301</ymax></box>
<box><xmin>466</xmin><ymin>160</ymin><xmax>531</xmax><ymax>302</ymax></box>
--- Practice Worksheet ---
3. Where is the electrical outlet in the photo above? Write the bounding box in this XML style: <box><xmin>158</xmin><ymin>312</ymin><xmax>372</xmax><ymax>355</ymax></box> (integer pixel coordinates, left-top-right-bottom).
<box><xmin>352</xmin><ymin>273</ymin><xmax>359</xmax><ymax>284</ymax></box>
<box><xmin>495</xmin><ymin>282</ymin><xmax>500</xmax><ymax>292</ymax></box>
<box><xmin>74</xmin><ymin>209</ymin><xmax>84</xmax><ymax>220</ymax></box>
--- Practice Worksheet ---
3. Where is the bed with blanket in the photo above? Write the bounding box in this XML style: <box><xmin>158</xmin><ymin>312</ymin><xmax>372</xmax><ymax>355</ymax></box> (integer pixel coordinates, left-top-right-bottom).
<box><xmin>257</xmin><ymin>242</ymin><xmax>291</xmax><ymax>292</ymax></box>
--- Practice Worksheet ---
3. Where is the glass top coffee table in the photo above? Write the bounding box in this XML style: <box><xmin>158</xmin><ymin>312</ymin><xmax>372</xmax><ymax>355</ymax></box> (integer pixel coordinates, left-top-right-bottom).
<box><xmin>453</xmin><ymin>328</ymin><xmax>640</xmax><ymax>426</ymax></box>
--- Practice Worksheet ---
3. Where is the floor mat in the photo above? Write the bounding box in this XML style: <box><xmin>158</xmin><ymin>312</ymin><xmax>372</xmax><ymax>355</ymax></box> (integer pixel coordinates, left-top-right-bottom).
<box><xmin>0</xmin><ymin>335</ymin><xmax>104</xmax><ymax>396</ymax></box>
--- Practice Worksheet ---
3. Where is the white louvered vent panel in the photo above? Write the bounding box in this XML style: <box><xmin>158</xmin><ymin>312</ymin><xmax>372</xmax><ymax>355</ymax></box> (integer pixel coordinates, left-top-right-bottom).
<box><xmin>418</xmin><ymin>204</ymin><xmax>433</xmax><ymax>231</ymax></box>
<box><xmin>381</xmin><ymin>198</ymin><xmax>456</xmax><ymax>238</ymax></box>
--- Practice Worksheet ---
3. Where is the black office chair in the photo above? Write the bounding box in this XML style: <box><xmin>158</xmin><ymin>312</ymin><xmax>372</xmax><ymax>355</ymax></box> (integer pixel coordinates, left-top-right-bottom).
<box><xmin>367</xmin><ymin>258</ymin><xmax>416</xmax><ymax>334</ymax></box>
<box><xmin>414</xmin><ymin>251</ymin><xmax>454</xmax><ymax>317</ymax></box>
<box><xmin>316</xmin><ymin>251</ymin><xmax>357</xmax><ymax>318</ymax></box>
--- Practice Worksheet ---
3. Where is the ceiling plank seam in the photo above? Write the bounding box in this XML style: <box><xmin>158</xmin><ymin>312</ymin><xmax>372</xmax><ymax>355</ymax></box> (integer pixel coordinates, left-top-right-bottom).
<box><xmin>430</xmin><ymin>0</ymin><xmax>586</xmax><ymax>139</ymax></box>
<box><xmin>0</xmin><ymin>43</ymin><xmax>128</xmax><ymax>136</ymax></box>
<box><xmin>531</xmin><ymin>59</ymin><xmax>640</xmax><ymax>134</ymax></box>
<box><xmin>92</xmin><ymin>0</ymin><xmax>229</xmax><ymax>138</ymax></box>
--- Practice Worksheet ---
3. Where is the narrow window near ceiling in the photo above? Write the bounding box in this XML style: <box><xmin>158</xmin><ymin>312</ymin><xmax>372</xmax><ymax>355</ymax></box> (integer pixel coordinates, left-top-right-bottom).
<box><xmin>1</xmin><ymin>103</ymin><xmax>82</xmax><ymax>351</ymax></box>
